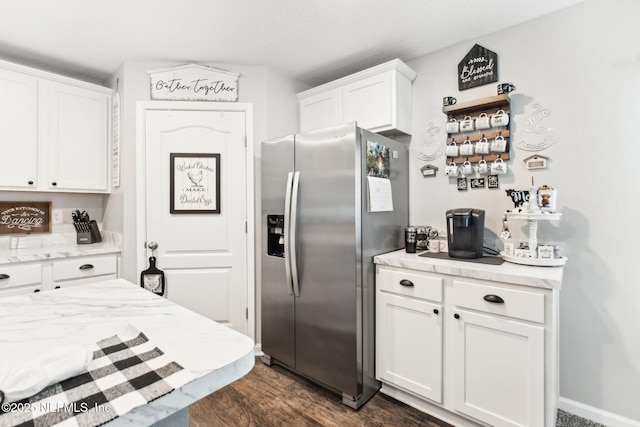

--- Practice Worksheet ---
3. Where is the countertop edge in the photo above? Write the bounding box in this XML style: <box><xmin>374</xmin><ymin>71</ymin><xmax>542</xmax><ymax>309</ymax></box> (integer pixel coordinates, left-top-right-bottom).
<box><xmin>374</xmin><ymin>250</ymin><xmax>563</xmax><ymax>290</ymax></box>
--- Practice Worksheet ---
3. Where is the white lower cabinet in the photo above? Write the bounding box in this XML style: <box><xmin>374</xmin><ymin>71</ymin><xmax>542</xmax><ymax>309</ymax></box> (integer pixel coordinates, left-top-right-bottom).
<box><xmin>0</xmin><ymin>254</ymin><xmax>119</xmax><ymax>295</ymax></box>
<box><xmin>376</xmin><ymin>265</ymin><xmax>558</xmax><ymax>427</ymax></box>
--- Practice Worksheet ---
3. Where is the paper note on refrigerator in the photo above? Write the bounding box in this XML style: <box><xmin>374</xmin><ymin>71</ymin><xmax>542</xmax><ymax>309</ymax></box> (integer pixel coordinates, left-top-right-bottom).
<box><xmin>367</xmin><ymin>176</ymin><xmax>393</xmax><ymax>212</ymax></box>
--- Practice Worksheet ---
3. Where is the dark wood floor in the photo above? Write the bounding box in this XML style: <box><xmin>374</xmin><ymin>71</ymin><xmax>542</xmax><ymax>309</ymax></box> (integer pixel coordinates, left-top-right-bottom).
<box><xmin>189</xmin><ymin>357</ymin><xmax>452</xmax><ymax>427</ymax></box>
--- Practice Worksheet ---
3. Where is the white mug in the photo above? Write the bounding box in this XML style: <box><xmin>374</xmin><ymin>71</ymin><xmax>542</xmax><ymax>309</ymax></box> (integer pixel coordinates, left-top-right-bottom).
<box><xmin>475</xmin><ymin>137</ymin><xmax>490</xmax><ymax>154</ymax></box>
<box><xmin>491</xmin><ymin>109</ymin><xmax>509</xmax><ymax>127</ymax></box>
<box><xmin>428</xmin><ymin>239</ymin><xmax>445</xmax><ymax>253</ymax></box>
<box><xmin>445</xmin><ymin>118</ymin><xmax>459</xmax><ymax>134</ymax></box>
<box><xmin>445</xmin><ymin>141</ymin><xmax>459</xmax><ymax>157</ymax></box>
<box><xmin>460</xmin><ymin>160</ymin><xmax>473</xmax><ymax>175</ymax></box>
<box><xmin>445</xmin><ymin>162</ymin><xmax>459</xmax><ymax>177</ymax></box>
<box><xmin>476</xmin><ymin>159</ymin><xmax>488</xmax><ymax>174</ymax></box>
<box><xmin>459</xmin><ymin>139</ymin><xmax>474</xmax><ymax>156</ymax></box>
<box><xmin>490</xmin><ymin>158</ymin><xmax>508</xmax><ymax>175</ymax></box>
<box><xmin>475</xmin><ymin>112</ymin><xmax>491</xmax><ymax>130</ymax></box>
<box><xmin>491</xmin><ymin>135</ymin><xmax>507</xmax><ymax>153</ymax></box>
<box><xmin>459</xmin><ymin>115</ymin><xmax>475</xmax><ymax>132</ymax></box>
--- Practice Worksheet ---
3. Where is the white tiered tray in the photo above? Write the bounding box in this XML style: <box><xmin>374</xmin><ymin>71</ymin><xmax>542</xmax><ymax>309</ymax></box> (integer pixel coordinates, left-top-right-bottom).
<box><xmin>504</xmin><ymin>211</ymin><xmax>567</xmax><ymax>267</ymax></box>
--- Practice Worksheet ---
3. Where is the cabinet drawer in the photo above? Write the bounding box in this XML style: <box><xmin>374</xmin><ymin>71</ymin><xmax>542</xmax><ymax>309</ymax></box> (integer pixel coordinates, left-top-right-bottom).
<box><xmin>0</xmin><ymin>263</ymin><xmax>42</xmax><ymax>289</ymax></box>
<box><xmin>378</xmin><ymin>267</ymin><xmax>442</xmax><ymax>302</ymax></box>
<box><xmin>453</xmin><ymin>280</ymin><xmax>545</xmax><ymax>323</ymax></box>
<box><xmin>53</xmin><ymin>256</ymin><xmax>117</xmax><ymax>281</ymax></box>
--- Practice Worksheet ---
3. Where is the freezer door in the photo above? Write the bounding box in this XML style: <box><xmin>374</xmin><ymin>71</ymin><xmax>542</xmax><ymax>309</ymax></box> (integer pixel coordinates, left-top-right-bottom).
<box><xmin>261</xmin><ymin>135</ymin><xmax>295</xmax><ymax>368</ymax></box>
<box><xmin>293</xmin><ymin>123</ymin><xmax>361</xmax><ymax>397</ymax></box>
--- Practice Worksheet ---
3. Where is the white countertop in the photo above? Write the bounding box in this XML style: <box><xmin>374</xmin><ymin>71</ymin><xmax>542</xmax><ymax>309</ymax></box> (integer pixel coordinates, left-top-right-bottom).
<box><xmin>0</xmin><ymin>232</ymin><xmax>121</xmax><ymax>264</ymax></box>
<box><xmin>374</xmin><ymin>249</ymin><xmax>564</xmax><ymax>289</ymax></box>
<box><xmin>0</xmin><ymin>278</ymin><xmax>255</xmax><ymax>426</ymax></box>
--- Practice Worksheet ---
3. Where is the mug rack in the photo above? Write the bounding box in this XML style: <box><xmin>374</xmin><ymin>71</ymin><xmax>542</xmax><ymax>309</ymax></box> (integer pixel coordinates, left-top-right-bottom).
<box><xmin>442</xmin><ymin>94</ymin><xmax>511</xmax><ymax>166</ymax></box>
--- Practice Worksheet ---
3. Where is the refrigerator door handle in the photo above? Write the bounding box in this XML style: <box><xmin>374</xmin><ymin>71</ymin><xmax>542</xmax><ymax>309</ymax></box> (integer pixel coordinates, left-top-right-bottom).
<box><xmin>290</xmin><ymin>171</ymin><xmax>301</xmax><ymax>297</ymax></box>
<box><xmin>283</xmin><ymin>171</ymin><xmax>294</xmax><ymax>295</ymax></box>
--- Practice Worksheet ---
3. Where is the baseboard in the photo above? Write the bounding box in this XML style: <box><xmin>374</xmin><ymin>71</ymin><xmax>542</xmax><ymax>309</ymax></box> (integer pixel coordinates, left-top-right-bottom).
<box><xmin>559</xmin><ymin>397</ymin><xmax>640</xmax><ymax>427</ymax></box>
<box><xmin>253</xmin><ymin>343</ymin><xmax>263</xmax><ymax>356</ymax></box>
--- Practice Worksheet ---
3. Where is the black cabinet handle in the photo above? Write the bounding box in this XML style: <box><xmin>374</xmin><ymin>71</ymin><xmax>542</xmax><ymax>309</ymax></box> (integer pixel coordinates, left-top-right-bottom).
<box><xmin>51</xmin><ymin>182</ymin><xmax>57</xmax><ymax>186</ymax></box>
<box><xmin>0</xmin><ymin>274</ymin><xmax>9</xmax><ymax>280</ymax></box>
<box><xmin>28</xmin><ymin>180</ymin><xmax>34</xmax><ymax>185</ymax></box>
<box><xmin>483</xmin><ymin>294</ymin><xmax>505</xmax><ymax>304</ymax></box>
<box><xmin>454</xmin><ymin>313</ymin><xmax>460</xmax><ymax>319</ymax></box>
<box><xmin>54</xmin><ymin>286</ymin><xmax>61</xmax><ymax>289</ymax></box>
<box><xmin>33</xmin><ymin>289</ymin><xmax>40</xmax><ymax>293</ymax></box>
<box><xmin>433</xmin><ymin>308</ymin><xmax>439</xmax><ymax>315</ymax></box>
<box><xmin>399</xmin><ymin>279</ymin><xmax>414</xmax><ymax>287</ymax></box>
<box><xmin>79</xmin><ymin>264</ymin><xmax>94</xmax><ymax>270</ymax></box>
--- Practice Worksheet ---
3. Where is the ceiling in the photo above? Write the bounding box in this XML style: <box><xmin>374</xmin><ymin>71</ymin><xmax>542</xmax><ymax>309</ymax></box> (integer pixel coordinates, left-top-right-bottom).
<box><xmin>0</xmin><ymin>0</ymin><xmax>585</xmax><ymax>87</ymax></box>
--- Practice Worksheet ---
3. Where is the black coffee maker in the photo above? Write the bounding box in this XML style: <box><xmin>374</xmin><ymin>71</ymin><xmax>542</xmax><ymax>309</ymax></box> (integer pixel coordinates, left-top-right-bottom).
<box><xmin>446</xmin><ymin>208</ymin><xmax>485</xmax><ymax>259</ymax></box>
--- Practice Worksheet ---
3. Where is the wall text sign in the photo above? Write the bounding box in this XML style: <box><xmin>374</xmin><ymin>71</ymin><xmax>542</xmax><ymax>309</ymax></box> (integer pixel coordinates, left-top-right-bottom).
<box><xmin>458</xmin><ymin>44</ymin><xmax>498</xmax><ymax>91</ymax></box>
<box><xmin>0</xmin><ymin>201</ymin><xmax>51</xmax><ymax>234</ymax></box>
<box><xmin>148</xmin><ymin>64</ymin><xmax>239</xmax><ymax>101</ymax></box>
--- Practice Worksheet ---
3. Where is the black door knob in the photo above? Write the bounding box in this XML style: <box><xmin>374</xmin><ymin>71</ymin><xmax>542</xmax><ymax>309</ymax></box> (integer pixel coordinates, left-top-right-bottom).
<box><xmin>28</xmin><ymin>180</ymin><xmax>34</xmax><ymax>185</ymax></box>
<box><xmin>454</xmin><ymin>313</ymin><xmax>460</xmax><ymax>319</ymax></box>
<box><xmin>433</xmin><ymin>308</ymin><xmax>439</xmax><ymax>315</ymax></box>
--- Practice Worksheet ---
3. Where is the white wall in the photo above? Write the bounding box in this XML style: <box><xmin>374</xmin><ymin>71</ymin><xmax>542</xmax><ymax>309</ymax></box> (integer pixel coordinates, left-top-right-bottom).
<box><xmin>407</xmin><ymin>0</ymin><xmax>640</xmax><ymax>422</ymax></box>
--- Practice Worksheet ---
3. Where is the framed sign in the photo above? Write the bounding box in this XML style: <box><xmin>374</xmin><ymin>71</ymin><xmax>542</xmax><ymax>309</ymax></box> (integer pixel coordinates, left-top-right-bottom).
<box><xmin>458</xmin><ymin>44</ymin><xmax>498</xmax><ymax>91</ymax></box>
<box><xmin>0</xmin><ymin>201</ymin><xmax>51</xmax><ymax>234</ymax></box>
<box><xmin>148</xmin><ymin>64</ymin><xmax>239</xmax><ymax>101</ymax></box>
<box><xmin>170</xmin><ymin>153</ymin><xmax>220</xmax><ymax>214</ymax></box>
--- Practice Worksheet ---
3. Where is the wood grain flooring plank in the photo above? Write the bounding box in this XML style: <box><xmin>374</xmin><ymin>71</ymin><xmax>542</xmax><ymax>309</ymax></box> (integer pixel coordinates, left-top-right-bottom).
<box><xmin>189</xmin><ymin>358</ymin><xmax>452</xmax><ymax>427</ymax></box>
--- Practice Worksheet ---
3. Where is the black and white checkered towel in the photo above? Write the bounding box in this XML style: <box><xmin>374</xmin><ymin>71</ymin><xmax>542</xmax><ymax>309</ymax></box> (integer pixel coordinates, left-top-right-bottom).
<box><xmin>0</xmin><ymin>325</ymin><xmax>195</xmax><ymax>427</ymax></box>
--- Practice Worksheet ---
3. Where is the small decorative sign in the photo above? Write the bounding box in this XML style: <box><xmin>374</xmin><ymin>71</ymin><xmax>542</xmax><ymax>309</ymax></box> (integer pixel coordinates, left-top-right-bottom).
<box><xmin>487</xmin><ymin>174</ymin><xmax>499</xmax><ymax>189</ymax></box>
<box><xmin>505</xmin><ymin>189</ymin><xmax>531</xmax><ymax>208</ymax></box>
<box><xmin>420</xmin><ymin>164</ymin><xmax>439</xmax><ymax>178</ymax></box>
<box><xmin>524</xmin><ymin>154</ymin><xmax>550</xmax><ymax>170</ymax></box>
<box><xmin>470</xmin><ymin>178</ymin><xmax>485</xmax><ymax>189</ymax></box>
<box><xmin>148</xmin><ymin>64</ymin><xmax>240</xmax><ymax>101</ymax></box>
<box><xmin>170</xmin><ymin>153</ymin><xmax>221</xmax><ymax>214</ymax></box>
<box><xmin>0</xmin><ymin>202</ymin><xmax>51</xmax><ymax>234</ymax></box>
<box><xmin>457</xmin><ymin>178</ymin><xmax>468</xmax><ymax>191</ymax></box>
<box><xmin>458</xmin><ymin>44</ymin><xmax>498</xmax><ymax>91</ymax></box>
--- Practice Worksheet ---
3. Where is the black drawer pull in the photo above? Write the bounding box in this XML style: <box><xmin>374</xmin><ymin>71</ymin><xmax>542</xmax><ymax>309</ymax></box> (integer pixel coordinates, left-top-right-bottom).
<box><xmin>433</xmin><ymin>308</ymin><xmax>439</xmax><ymax>315</ymax></box>
<box><xmin>28</xmin><ymin>180</ymin><xmax>34</xmax><ymax>185</ymax></box>
<box><xmin>399</xmin><ymin>279</ymin><xmax>414</xmax><ymax>287</ymax></box>
<box><xmin>483</xmin><ymin>294</ymin><xmax>505</xmax><ymax>304</ymax></box>
<box><xmin>0</xmin><ymin>274</ymin><xmax>9</xmax><ymax>280</ymax></box>
<box><xmin>33</xmin><ymin>289</ymin><xmax>41</xmax><ymax>293</ymax></box>
<box><xmin>454</xmin><ymin>313</ymin><xmax>460</xmax><ymax>319</ymax></box>
<box><xmin>79</xmin><ymin>264</ymin><xmax>94</xmax><ymax>270</ymax></box>
<box><xmin>54</xmin><ymin>286</ymin><xmax>61</xmax><ymax>289</ymax></box>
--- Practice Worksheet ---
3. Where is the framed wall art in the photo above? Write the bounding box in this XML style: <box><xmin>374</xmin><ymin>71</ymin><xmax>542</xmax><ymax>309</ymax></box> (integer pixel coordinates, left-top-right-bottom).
<box><xmin>170</xmin><ymin>153</ymin><xmax>220</xmax><ymax>214</ymax></box>
<box><xmin>0</xmin><ymin>201</ymin><xmax>51</xmax><ymax>235</ymax></box>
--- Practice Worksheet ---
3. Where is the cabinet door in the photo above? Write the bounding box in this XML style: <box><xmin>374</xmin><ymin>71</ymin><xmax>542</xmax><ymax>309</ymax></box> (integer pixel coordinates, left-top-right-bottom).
<box><xmin>0</xmin><ymin>69</ymin><xmax>38</xmax><ymax>189</ymax></box>
<box><xmin>341</xmin><ymin>71</ymin><xmax>392</xmax><ymax>131</ymax></box>
<box><xmin>452</xmin><ymin>309</ymin><xmax>544</xmax><ymax>427</ymax></box>
<box><xmin>299</xmin><ymin>89</ymin><xmax>340</xmax><ymax>132</ymax></box>
<box><xmin>377</xmin><ymin>291</ymin><xmax>443</xmax><ymax>403</ymax></box>
<box><xmin>46</xmin><ymin>82</ymin><xmax>110</xmax><ymax>192</ymax></box>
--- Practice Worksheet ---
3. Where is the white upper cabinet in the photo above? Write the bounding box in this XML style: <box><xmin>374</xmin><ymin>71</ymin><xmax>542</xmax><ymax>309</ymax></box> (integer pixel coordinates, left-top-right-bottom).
<box><xmin>0</xmin><ymin>69</ymin><xmax>39</xmax><ymax>189</ymax></box>
<box><xmin>298</xmin><ymin>59</ymin><xmax>417</xmax><ymax>136</ymax></box>
<box><xmin>0</xmin><ymin>59</ymin><xmax>112</xmax><ymax>193</ymax></box>
<box><xmin>45</xmin><ymin>82</ymin><xmax>110</xmax><ymax>192</ymax></box>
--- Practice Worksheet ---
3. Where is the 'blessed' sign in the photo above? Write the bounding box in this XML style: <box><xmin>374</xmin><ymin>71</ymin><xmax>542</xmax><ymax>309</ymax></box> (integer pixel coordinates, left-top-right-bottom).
<box><xmin>458</xmin><ymin>44</ymin><xmax>498</xmax><ymax>91</ymax></box>
<box><xmin>148</xmin><ymin>64</ymin><xmax>240</xmax><ymax>101</ymax></box>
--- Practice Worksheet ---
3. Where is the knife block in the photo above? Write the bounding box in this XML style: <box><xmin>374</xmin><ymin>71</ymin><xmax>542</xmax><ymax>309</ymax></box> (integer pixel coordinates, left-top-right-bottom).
<box><xmin>75</xmin><ymin>220</ymin><xmax>102</xmax><ymax>244</ymax></box>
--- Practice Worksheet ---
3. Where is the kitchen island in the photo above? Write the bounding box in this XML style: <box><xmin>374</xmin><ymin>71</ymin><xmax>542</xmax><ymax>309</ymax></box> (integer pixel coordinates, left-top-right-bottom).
<box><xmin>0</xmin><ymin>278</ymin><xmax>255</xmax><ymax>426</ymax></box>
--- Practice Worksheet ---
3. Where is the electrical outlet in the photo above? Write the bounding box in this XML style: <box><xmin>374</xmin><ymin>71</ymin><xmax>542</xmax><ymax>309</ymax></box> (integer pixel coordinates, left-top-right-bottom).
<box><xmin>52</xmin><ymin>209</ymin><xmax>63</xmax><ymax>224</ymax></box>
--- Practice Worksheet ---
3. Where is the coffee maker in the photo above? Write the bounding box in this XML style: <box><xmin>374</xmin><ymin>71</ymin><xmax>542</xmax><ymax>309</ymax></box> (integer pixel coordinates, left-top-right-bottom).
<box><xmin>446</xmin><ymin>208</ymin><xmax>485</xmax><ymax>259</ymax></box>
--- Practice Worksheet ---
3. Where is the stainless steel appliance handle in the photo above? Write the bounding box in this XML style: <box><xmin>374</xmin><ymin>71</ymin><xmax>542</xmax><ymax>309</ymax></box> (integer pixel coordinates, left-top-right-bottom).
<box><xmin>283</xmin><ymin>172</ymin><xmax>294</xmax><ymax>295</ymax></box>
<box><xmin>290</xmin><ymin>171</ymin><xmax>301</xmax><ymax>297</ymax></box>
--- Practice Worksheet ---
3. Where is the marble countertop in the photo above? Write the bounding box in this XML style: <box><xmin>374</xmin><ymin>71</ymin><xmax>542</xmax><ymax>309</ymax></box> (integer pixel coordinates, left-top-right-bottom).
<box><xmin>374</xmin><ymin>249</ymin><xmax>564</xmax><ymax>290</ymax></box>
<box><xmin>0</xmin><ymin>278</ymin><xmax>255</xmax><ymax>426</ymax></box>
<box><xmin>0</xmin><ymin>232</ymin><xmax>121</xmax><ymax>264</ymax></box>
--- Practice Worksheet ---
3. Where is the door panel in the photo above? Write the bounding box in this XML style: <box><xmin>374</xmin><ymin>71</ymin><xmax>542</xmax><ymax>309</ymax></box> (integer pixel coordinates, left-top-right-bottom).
<box><xmin>145</xmin><ymin>109</ymin><xmax>247</xmax><ymax>334</ymax></box>
<box><xmin>293</xmin><ymin>123</ymin><xmax>360</xmax><ymax>396</ymax></box>
<box><xmin>260</xmin><ymin>135</ymin><xmax>295</xmax><ymax>368</ymax></box>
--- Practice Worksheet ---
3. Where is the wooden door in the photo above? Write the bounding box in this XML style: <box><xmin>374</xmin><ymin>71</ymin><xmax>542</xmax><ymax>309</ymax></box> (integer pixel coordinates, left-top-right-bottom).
<box><xmin>452</xmin><ymin>309</ymin><xmax>544</xmax><ymax>427</ymax></box>
<box><xmin>143</xmin><ymin>106</ymin><xmax>249</xmax><ymax>335</ymax></box>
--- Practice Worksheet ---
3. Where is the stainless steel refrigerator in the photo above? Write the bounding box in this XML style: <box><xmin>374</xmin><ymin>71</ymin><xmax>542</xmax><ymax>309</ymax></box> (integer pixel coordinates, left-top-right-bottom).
<box><xmin>260</xmin><ymin>122</ymin><xmax>409</xmax><ymax>409</ymax></box>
